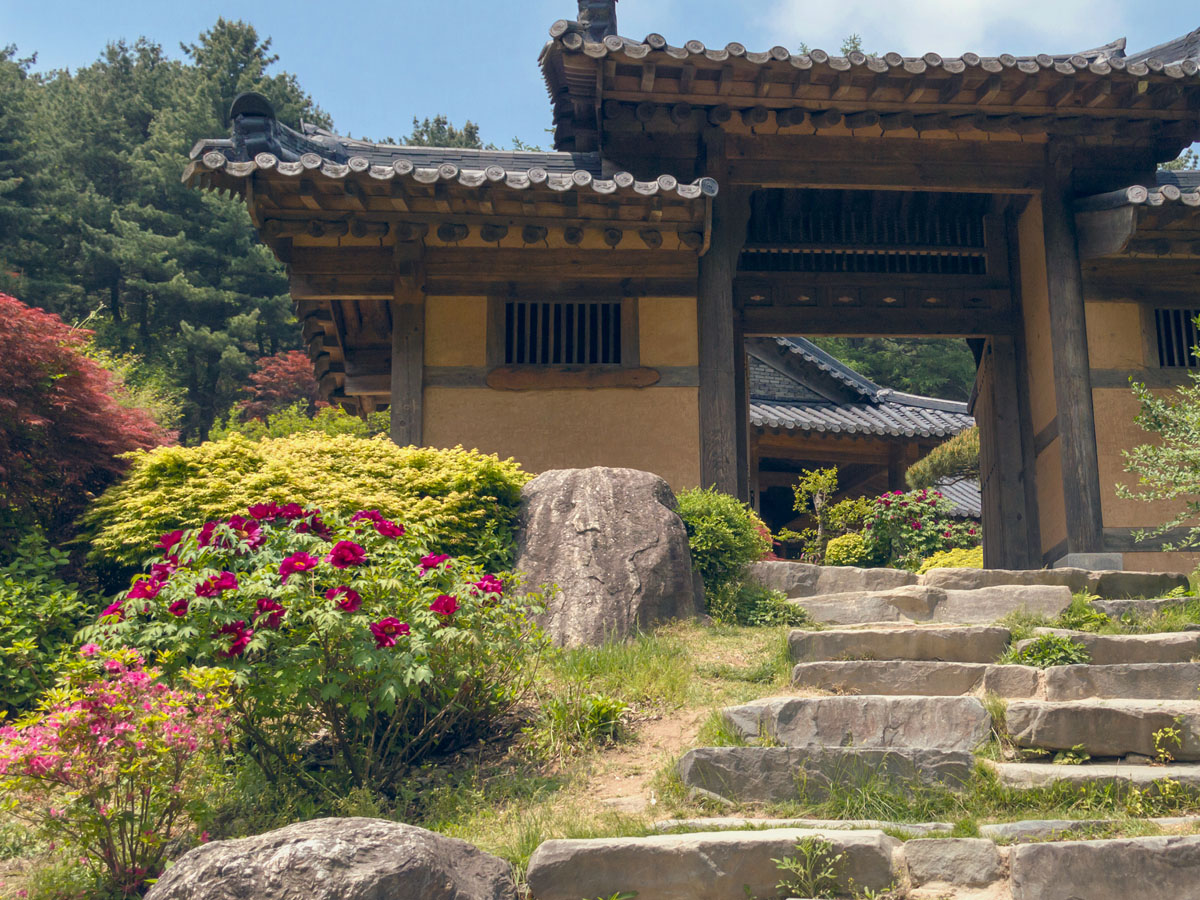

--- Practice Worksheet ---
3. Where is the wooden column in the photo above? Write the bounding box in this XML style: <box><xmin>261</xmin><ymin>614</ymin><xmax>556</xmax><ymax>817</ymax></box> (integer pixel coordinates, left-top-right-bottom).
<box><xmin>985</xmin><ymin>336</ymin><xmax>1037</xmax><ymax>568</ymax></box>
<box><xmin>733</xmin><ymin>316</ymin><xmax>751</xmax><ymax>501</ymax></box>
<box><xmin>698</xmin><ymin>128</ymin><xmax>750</xmax><ymax>494</ymax></box>
<box><xmin>1041</xmin><ymin>142</ymin><xmax>1104</xmax><ymax>555</ymax></box>
<box><xmin>389</xmin><ymin>241</ymin><xmax>426</xmax><ymax>447</ymax></box>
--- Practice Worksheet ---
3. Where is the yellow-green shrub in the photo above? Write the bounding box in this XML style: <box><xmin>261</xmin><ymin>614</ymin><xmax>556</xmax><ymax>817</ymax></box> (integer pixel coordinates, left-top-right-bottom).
<box><xmin>83</xmin><ymin>434</ymin><xmax>530</xmax><ymax>570</ymax></box>
<box><xmin>823</xmin><ymin>533</ymin><xmax>870</xmax><ymax>567</ymax></box>
<box><xmin>917</xmin><ymin>545</ymin><xmax>984</xmax><ymax>574</ymax></box>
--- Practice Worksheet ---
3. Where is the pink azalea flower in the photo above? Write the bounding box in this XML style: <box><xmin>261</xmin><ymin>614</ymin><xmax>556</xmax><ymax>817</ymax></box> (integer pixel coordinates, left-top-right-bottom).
<box><xmin>253</xmin><ymin>598</ymin><xmax>286</xmax><ymax>630</ymax></box>
<box><xmin>473</xmin><ymin>574</ymin><xmax>504</xmax><ymax>596</ymax></box>
<box><xmin>168</xmin><ymin>598</ymin><xmax>190</xmax><ymax>617</ymax></box>
<box><xmin>195</xmin><ymin>571</ymin><xmax>239</xmax><ymax>598</ymax></box>
<box><xmin>429</xmin><ymin>594</ymin><xmax>460</xmax><ymax>618</ymax></box>
<box><xmin>326</xmin><ymin>541</ymin><xmax>367</xmax><ymax>569</ymax></box>
<box><xmin>369</xmin><ymin>617</ymin><xmax>409</xmax><ymax>649</ymax></box>
<box><xmin>80</xmin><ymin>643</ymin><xmax>100</xmax><ymax>657</ymax></box>
<box><xmin>279</xmin><ymin>552</ymin><xmax>318</xmax><ymax>583</ymax></box>
<box><xmin>325</xmin><ymin>586</ymin><xmax>362</xmax><ymax>612</ymax></box>
<box><xmin>419</xmin><ymin>553</ymin><xmax>451</xmax><ymax>575</ymax></box>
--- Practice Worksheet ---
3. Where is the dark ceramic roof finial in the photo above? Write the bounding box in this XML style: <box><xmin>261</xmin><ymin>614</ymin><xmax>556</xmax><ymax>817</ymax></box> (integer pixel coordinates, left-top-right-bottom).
<box><xmin>577</xmin><ymin>0</ymin><xmax>618</xmax><ymax>42</ymax></box>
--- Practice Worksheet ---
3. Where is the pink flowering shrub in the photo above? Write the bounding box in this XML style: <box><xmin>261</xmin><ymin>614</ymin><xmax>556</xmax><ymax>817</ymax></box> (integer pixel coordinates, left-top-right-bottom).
<box><xmin>83</xmin><ymin>504</ymin><xmax>546</xmax><ymax>794</ymax></box>
<box><xmin>864</xmin><ymin>488</ymin><xmax>980</xmax><ymax>570</ymax></box>
<box><xmin>0</xmin><ymin>647</ymin><xmax>230</xmax><ymax>896</ymax></box>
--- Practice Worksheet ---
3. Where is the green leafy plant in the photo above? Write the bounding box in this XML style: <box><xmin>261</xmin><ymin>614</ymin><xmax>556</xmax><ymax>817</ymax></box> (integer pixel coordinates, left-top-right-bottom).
<box><xmin>916</xmin><ymin>545</ymin><xmax>983</xmax><ymax>574</ymax></box>
<box><xmin>0</xmin><ymin>647</ymin><xmax>230</xmax><ymax>897</ymax></box>
<box><xmin>0</xmin><ymin>534</ymin><xmax>95</xmax><ymax>716</ymax></box>
<box><xmin>210</xmin><ymin>401</ymin><xmax>391</xmax><ymax>442</ymax></box>
<box><xmin>526</xmin><ymin>689</ymin><xmax>628</xmax><ymax>760</ymax></box>
<box><xmin>676</xmin><ymin>487</ymin><xmax>772</xmax><ymax>594</ymax></box>
<box><xmin>824</xmin><ymin>533</ymin><xmax>870</xmax><ymax>567</ymax></box>
<box><xmin>1055</xmin><ymin>593</ymin><xmax>1111</xmax><ymax>632</ymax></box>
<box><xmin>865</xmin><ymin>488</ymin><xmax>980</xmax><ymax>570</ymax></box>
<box><xmin>1154</xmin><ymin>724</ymin><xmax>1184</xmax><ymax>765</ymax></box>
<box><xmin>82</xmin><ymin>504</ymin><xmax>547</xmax><ymax>796</ymax></box>
<box><xmin>1007</xmin><ymin>634</ymin><xmax>1091</xmax><ymax>668</ymax></box>
<box><xmin>83</xmin><ymin>434</ymin><xmax>530</xmax><ymax>571</ymax></box>
<box><xmin>706</xmin><ymin>581</ymin><xmax>811</xmax><ymax>627</ymax></box>
<box><xmin>772</xmin><ymin>836</ymin><xmax>846</xmax><ymax>898</ymax></box>
<box><xmin>1053</xmin><ymin>744</ymin><xmax>1091</xmax><ymax>765</ymax></box>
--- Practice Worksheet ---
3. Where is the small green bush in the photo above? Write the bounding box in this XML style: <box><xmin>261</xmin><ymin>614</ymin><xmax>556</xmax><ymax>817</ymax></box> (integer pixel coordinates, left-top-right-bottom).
<box><xmin>917</xmin><ymin>546</ymin><xmax>984</xmax><ymax>574</ymax></box>
<box><xmin>676</xmin><ymin>487</ymin><xmax>772</xmax><ymax>594</ymax></box>
<box><xmin>1009</xmin><ymin>634</ymin><xmax>1091</xmax><ymax>667</ymax></box>
<box><xmin>83</xmin><ymin>434</ymin><xmax>530</xmax><ymax>571</ymax></box>
<box><xmin>209</xmin><ymin>401</ymin><xmax>390</xmax><ymax>441</ymax></box>
<box><xmin>1055</xmin><ymin>593</ymin><xmax>1111</xmax><ymax>632</ymax></box>
<box><xmin>0</xmin><ymin>534</ymin><xmax>94</xmax><ymax>716</ymax></box>
<box><xmin>824</xmin><ymin>533</ymin><xmax>870</xmax><ymax>567</ymax></box>
<box><xmin>866</xmin><ymin>488</ymin><xmax>980</xmax><ymax>570</ymax></box>
<box><xmin>707</xmin><ymin>581</ymin><xmax>812</xmax><ymax>627</ymax></box>
<box><xmin>906</xmin><ymin>426</ymin><xmax>980</xmax><ymax>490</ymax></box>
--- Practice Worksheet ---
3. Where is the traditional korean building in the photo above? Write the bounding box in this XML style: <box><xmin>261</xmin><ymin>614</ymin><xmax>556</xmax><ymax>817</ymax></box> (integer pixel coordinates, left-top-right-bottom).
<box><xmin>187</xmin><ymin>3</ymin><xmax>1200</xmax><ymax>573</ymax></box>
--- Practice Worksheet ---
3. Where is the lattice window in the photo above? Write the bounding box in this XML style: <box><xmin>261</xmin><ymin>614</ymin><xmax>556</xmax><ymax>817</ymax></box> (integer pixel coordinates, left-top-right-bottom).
<box><xmin>1154</xmin><ymin>308</ymin><xmax>1200</xmax><ymax>368</ymax></box>
<box><xmin>504</xmin><ymin>301</ymin><xmax>623</xmax><ymax>366</ymax></box>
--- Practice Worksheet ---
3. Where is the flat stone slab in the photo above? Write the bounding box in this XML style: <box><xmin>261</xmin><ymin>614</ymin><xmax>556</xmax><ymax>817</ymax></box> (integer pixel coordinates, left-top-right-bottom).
<box><xmin>1094</xmin><ymin>596</ymin><xmax>1192</xmax><ymax>619</ymax></box>
<box><xmin>1092</xmin><ymin>571</ymin><xmax>1191</xmax><ymax>600</ymax></box>
<box><xmin>792</xmin><ymin>659</ymin><xmax>1041</xmax><ymax>698</ymax></box>
<box><xmin>922</xmin><ymin>567</ymin><xmax>1189</xmax><ymax>600</ymax></box>
<box><xmin>1023</xmin><ymin>628</ymin><xmax>1200</xmax><ymax>664</ymax></box>
<box><xmin>979</xmin><ymin>816</ymin><xmax>1200</xmax><ymax>842</ymax></box>
<box><xmin>903</xmin><ymin>837</ymin><xmax>1004</xmax><ymax>887</ymax></box>
<box><xmin>652</xmin><ymin>817</ymin><xmax>954</xmax><ymax>835</ymax></box>
<box><xmin>724</xmin><ymin>695</ymin><xmax>991</xmax><ymax>753</ymax></box>
<box><xmin>1043</xmin><ymin>663</ymin><xmax>1200</xmax><ymax>701</ymax></box>
<box><xmin>1006</xmin><ymin>699</ymin><xmax>1200</xmax><ymax>760</ymax></box>
<box><xmin>525</xmin><ymin>828</ymin><xmax>900</xmax><ymax>900</ymax></box>
<box><xmin>751</xmin><ymin>560</ymin><xmax>917</xmax><ymax>598</ymax></box>
<box><xmin>677</xmin><ymin>746</ymin><xmax>975</xmax><ymax>803</ymax></box>
<box><xmin>1010</xmin><ymin>835</ymin><xmax>1200</xmax><ymax>900</ymax></box>
<box><xmin>790</xmin><ymin>584</ymin><xmax>1072</xmax><ymax>626</ymax></box>
<box><xmin>789</xmin><ymin>625</ymin><xmax>1011</xmax><ymax>664</ymax></box>
<box><xmin>991</xmin><ymin>760</ymin><xmax>1200</xmax><ymax>791</ymax></box>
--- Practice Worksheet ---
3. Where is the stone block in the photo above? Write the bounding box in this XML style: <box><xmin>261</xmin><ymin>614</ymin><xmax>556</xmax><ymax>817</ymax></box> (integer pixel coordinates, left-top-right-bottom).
<box><xmin>981</xmin><ymin>664</ymin><xmax>1042</xmax><ymax>698</ymax></box>
<box><xmin>1005</xmin><ymin>699</ymin><xmax>1200</xmax><ymax>760</ymax></box>
<box><xmin>525</xmin><ymin>828</ymin><xmax>900</xmax><ymax>900</ymax></box>
<box><xmin>931</xmin><ymin>585</ymin><xmax>1073</xmax><ymax>623</ymax></box>
<box><xmin>788</xmin><ymin>625</ymin><xmax>1011</xmax><ymax>664</ymax></box>
<box><xmin>676</xmin><ymin>746</ymin><xmax>974</xmax><ymax>804</ymax></box>
<box><xmin>1024</xmin><ymin>629</ymin><xmax>1200</xmax><ymax>665</ymax></box>
<box><xmin>1091</xmin><ymin>570</ymin><xmax>1189</xmax><ymax>599</ymax></box>
<box><xmin>790</xmin><ymin>586</ymin><xmax>942</xmax><ymax>625</ymax></box>
<box><xmin>1043</xmin><ymin>663</ymin><xmax>1200</xmax><ymax>701</ymax></box>
<box><xmin>1093</xmin><ymin>596</ymin><xmax>1191</xmax><ymax>619</ymax></box>
<box><xmin>724</xmin><ymin>695</ymin><xmax>991</xmax><ymax>753</ymax></box>
<box><xmin>922</xmin><ymin>566</ymin><xmax>1091</xmax><ymax>593</ymax></box>
<box><xmin>903</xmin><ymin>838</ymin><xmax>1004</xmax><ymax>887</ymax></box>
<box><xmin>990</xmin><ymin>760</ymin><xmax>1200</xmax><ymax>790</ymax></box>
<box><xmin>792</xmin><ymin>660</ymin><xmax>990</xmax><ymax>695</ymax></box>
<box><xmin>1010</xmin><ymin>836</ymin><xmax>1200</xmax><ymax>900</ymax></box>
<box><xmin>750</xmin><ymin>561</ymin><xmax>917</xmax><ymax>598</ymax></box>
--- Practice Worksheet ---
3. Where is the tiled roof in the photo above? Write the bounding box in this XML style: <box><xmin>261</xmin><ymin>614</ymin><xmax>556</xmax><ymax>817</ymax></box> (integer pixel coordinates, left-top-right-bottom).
<box><xmin>1077</xmin><ymin>180</ymin><xmax>1200</xmax><ymax>211</ymax></box>
<box><xmin>1157</xmin><ymin>169</ymin><xmax>1200</xmax><ymax>192</ymax></box>
<box><xmin>749</xmin><ymin>338</ymin><xmax>974</xmax><ymax>439</ymax></box>
<box><xmin>188</xmin><ymin>93</ymin><xmax>717</xmax><ymax>201</ymax></box>
<box><xmin>935</xmin><ymin>479</ymin><xmax>983</xmax><ymax>519</ymax></box>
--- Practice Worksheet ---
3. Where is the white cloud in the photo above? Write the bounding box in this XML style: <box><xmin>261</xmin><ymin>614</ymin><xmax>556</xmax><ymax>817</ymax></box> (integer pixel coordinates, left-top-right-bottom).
<box><xmin>757</xmin><ymin>0</ymin><xmax>1128</xmax><ymax>58</ymax></box>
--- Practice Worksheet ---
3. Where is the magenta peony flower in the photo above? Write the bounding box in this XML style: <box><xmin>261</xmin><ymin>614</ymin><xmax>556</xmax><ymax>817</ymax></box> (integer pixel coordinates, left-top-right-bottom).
<box><xmin>99</xmin><ymin>600</ymin><xmax>124</xmax><ymax>621</ymax></box>
<box><xmin>351</xmin><ymin>510</ymin><xmax>405</xmax><ymax>538</ymax></box>
<box><xmin>168</xmin><ymin>598</ymin><xmax>190</xmax><ymax>617</ymax></box>
<box><xmin>418</xmin><ymin>553</ymin><xmax>451</xmax><ymax>575</ymax></box>
<box><xmin>473</xmin><ymin>574</ymin><xmax>504</xmax><ymax>596</ymax></box>
<box><xmin>127</xmin><ymin>578</ymin><xmax>162</xmax><ymax>601</ymax></box>
<box><xmin>279</xmin><ymin>552</ymin><xmax>319</xmax><ymax>583</ymax></box>
<box><xmin>295</xmin><ymin>511</ymin><xmax>334</xmax><ymax>540</ymax></box>
<box><xmin>326</xmin><ymin>541</ymin><xmax>367</xmax><ymax>569</ymax></box>
<box><xmin>195</xmin><ymin>571</ymin><xmax>239</xmax><ymax>598</ymax></box>
<box><xmin>150</xmin><ymin>556</ymin><xmax>179</xmax><ymax>583</ymax></box>
<box><xmin>369</xmin><ymin>617</ymin><xmax>410</xmax><ymax>649</ymax></box>
<box><xmin>253</xmin><ymin>598</ymin><xmax>286</xmax><ymax>629</ymax></box>
<box><xmin>246</xmin><ymin>502</ymin><xmax>280</xmax><ymax>521</ymax></box>
<box><xmin>226</xmin><ymin>515</ymin><xmax>266</xmax><ymax>550</ymax></box>
<box><xmin>215</xmin><ymin>621</ymin><xmax>254</xmax><ymax>658</ymax></box>
<box><xmin>429</xmin><ymin>594</ymin><xmax>460</xmax><ymax>618</ymax></box>
<box><xmin>325</xmin><ymin>586</ymin><xmax>362</xmax><ymax>612</ymax></box>
<box><xmin>155</xmin><ymin>530</ymin><xmax>184</xmax><ymax>553</ymax></box>
<box><xmin>197</xmin><ymin>521</ymin><xmax>226</xmax><ymax>550</ymax></box>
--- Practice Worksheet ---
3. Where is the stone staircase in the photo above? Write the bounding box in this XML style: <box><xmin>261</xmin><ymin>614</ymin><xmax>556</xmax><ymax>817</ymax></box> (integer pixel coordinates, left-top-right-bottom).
<box><xmin>523</xmin><ymin>562</ymin><xmax>1200</xmax><ymax>899</ymax></box>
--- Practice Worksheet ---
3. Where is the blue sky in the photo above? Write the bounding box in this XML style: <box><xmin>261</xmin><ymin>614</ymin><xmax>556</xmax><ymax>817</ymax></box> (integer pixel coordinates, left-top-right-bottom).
<box><xmin>3</xmin><ymin>0</ymin><xmax>1197</xmax><ymax>148</ymax></box>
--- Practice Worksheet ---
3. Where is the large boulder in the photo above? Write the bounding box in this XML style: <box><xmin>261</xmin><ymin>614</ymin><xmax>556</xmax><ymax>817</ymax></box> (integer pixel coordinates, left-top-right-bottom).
<box><xmin>144</xmin><ymin>818</ymin><xmax>517</xmax><ymax>900</ymax></box>
<box><xmin>514</xmin><ymin>467</ymin><xmax>700</xmax><ymax>646</ymax></box>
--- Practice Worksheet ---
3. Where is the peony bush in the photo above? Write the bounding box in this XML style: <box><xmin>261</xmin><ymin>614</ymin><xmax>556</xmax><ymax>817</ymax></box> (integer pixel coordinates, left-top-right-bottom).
<box><xmin>865</xmin><ymin>488</ymin><xmax>980</xmax><ymax>570</ymax></box>
<box><xmin>84</xmin><ymin>503</ymin><xmax>547</xmax><ymax>795</ymax></box>
<box><xmin>0</xmin><ymin>647</ymin><xmax>230</xmax><ymax>897</ymax></box>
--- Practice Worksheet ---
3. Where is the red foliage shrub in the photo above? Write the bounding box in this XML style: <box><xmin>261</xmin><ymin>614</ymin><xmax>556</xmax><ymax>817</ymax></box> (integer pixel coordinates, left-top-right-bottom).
<box><xmin>239</xmin><ymin>350</ymin><xmax>321</xmax><ymax>421</ymax></box>
<box><xmin>0</xmin><ymin>293</ymin><xmax>171</xmax><ymax>535</ymax></box>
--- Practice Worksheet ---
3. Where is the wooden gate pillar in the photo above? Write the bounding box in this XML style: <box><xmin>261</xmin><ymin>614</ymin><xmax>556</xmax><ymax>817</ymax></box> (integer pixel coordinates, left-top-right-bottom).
<box><xmin>1041</xmin><ymin>142</ymin><xmax>1104</xmax><ymax>555</ymax></box>
<box><xmin>389</xmin><ymin>240</ymin><xmax>426</xmax><ymax>447</ymax></box>
<box><xmin>698</xmin><ymin>130</ymin><xmax>751</xmax><ymax>495</ymax></box>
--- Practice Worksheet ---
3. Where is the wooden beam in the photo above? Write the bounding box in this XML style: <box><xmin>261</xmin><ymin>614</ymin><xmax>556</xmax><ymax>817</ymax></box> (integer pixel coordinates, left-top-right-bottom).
<box><xmin>697</xmin><ymin>129</ymin><xmax>748</xmax><ymax>493</ymax></box>
<box><xmin>1041</xmin><ymin>141</ymin><xmax>1104</xmax><ymax>554</ymax></box>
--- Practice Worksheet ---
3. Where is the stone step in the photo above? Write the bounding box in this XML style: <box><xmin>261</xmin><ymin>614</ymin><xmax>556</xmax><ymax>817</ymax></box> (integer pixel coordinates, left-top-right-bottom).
<box><xmin>791</xmin><ymin>658</ymin><xmax>1200</xmax><ymax>701</ymax></box>
<box><xmin>676</xmin><ymin>746</ymin><xmax>974</xmax><ymax>804</ymax></box>
<box><xmin>1006</xmin><ymin>699</ymin><xmax>1200</xmax><ymax>760</ymax></box>
<box><xmin>525</xmin><ymin>827</ymin><xmax>900</xmax><ymax>900</ymax></box>
<box><xmin>1010</xmin><ymin>835</ymin><xmax>1200</xmax><ymax>900</ymax></box>
<box><xmin>1094</xmin><ymin>596</ymin><xmax>1193</xmax><ymax>619</ymax></box>
<box><xmin>651</xmin><ymin>816</ymin><xmax>955</xmax><ymax>835</ymax></box>
<box><xmin>990</xmin><ymin>759</ymin><xmax>1200</xmax><ymax>791</ymax></box>
<box><xmin>723</xmin><ymin>694</ymin><xmax>991</xmax><ymax>753</ymax></box>
<box><xmin>979</xmin><ymin>816</ymin><xmax>1200</xmax><ymax>842</ymax></box>
<box><xmin>750</xmin><ymin>560</ymin><xmax>918</xmax><ymax>598</ymax></box>
<box><xmin>1019</xmin><ymin>628</ymin><xmax>1200</xmax><ymax>664</ymax></box>
<box><xmin>789</xmin><ymin>583</ymin><xmax>1072</xmax><ymax>626</ymax></box>
<box><xmin>923</xmin><ymin>566</ymin><xmax>1188</xmax><ymax>600</ymax></box>
<box><xmin>789</xmin><ymin>624</ymin><xmax>1011</xmax><ymax>663</ymax></box>
<box><xmin>792</xmin><ymin>659</ymin><xmax>1039</xmax><ymax>697</ymax></box>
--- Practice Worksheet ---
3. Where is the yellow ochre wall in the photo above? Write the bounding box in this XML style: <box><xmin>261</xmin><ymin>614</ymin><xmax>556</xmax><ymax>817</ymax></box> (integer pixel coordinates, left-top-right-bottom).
<box><xmin>421</xmin><ymin>295</ymin><xmax>702</xmax><ymax>491</ymax></box>
<box><xmin>1017</xmin><ymin>198</ymin><xmax>1068</xmax><ymax>556</ymax></box>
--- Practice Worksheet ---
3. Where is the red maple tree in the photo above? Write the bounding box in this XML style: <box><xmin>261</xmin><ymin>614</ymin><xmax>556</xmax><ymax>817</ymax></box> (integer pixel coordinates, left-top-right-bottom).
<box><xmin>0</xmin><ymin>293</ymin><xmax>172</xmax><ymax>536</ymax></box>
<box><xmin>239</xmin><ymin>350</ymin><xmax>322</xmax><ymax>421</ymax></box>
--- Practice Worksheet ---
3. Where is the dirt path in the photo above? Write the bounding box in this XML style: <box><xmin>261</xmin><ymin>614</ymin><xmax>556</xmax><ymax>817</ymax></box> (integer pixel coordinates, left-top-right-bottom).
<box><xmin>586</xmin><ymin>708</ymin><xmax>707</xmax><ymax>813</ymax></box>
